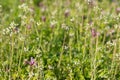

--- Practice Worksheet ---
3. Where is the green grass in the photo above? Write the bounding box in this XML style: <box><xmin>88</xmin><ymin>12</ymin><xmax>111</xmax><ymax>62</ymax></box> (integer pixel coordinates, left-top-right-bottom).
<box><xmin>0</xmin><ymin>0</ymin><xmax>120</xmax><ymax>80</ymax></box>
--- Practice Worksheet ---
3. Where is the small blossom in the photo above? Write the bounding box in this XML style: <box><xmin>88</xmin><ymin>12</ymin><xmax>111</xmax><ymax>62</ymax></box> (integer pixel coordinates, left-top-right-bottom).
<box><xmin>70</xmin><ymin>17</ymin><xmax>75</xmax><ymax>22</ymax></box>
<box><xmin>36</xmin><ymin>21</ymin><xmax>42</xmax><ymax>26</ymax></box>
<box><xmin>41</xmin><ymin>6</ymin><xmax>47</xmax><ymax>13</ymax></box>
<box><xmin>61</xmin><ymin>23</ymin><xmax>69</xmax><ymax>30</ymax></box>
<box><xmin>64</xmin><ymin>46</ymin><xmax>68</xmax><ymax>50</ymax></box>
<box><xmin>91</xmin><ymin>28</ymin><xmax>99</xmax><ymax>37</ymax></box>
<box><xmin>2</xmin><ymin>21</ymin><xmax>19</xmax><ymax>36</ymax></box>
<box><xmin>34</xmin><ymin>49</ymin><xmax>41</xmax><ymax>54</ymax></box>
<box><xmin>48</xmin><ymin>65</ymin><xmax>54</xmax><ymax>69</ymax></box>
<box><xmin>29</xmin><ymin>57</ymin><xmax>35</xmax><ymax>66</ymax></box>
<box><xmin>50</xmin><ymin>20</ymin><xmax>57</xmax><ymax>28</ymax></box>
<box><xmin>64</xmin><ymin>9</ymin><xmax>70</xmax><ymax>17</ymax></box>
<box><xmin>106</xmin><ymin>29</ymin><xmax>115</xmax><ymax>36</ymax></box>
<box><xmin>24</xmin><ymin>47</ymin><xmax>29</xmax><ymax>52</ymax></box>
<box><xmin>91</xmin><ymin>28</ymin><xmax>96</xmax><ymax>37</ymax></box>
<box><xmin>87</xmin><ymin>0</ymin><xmax>95</xmax><ymax>8</ymax></box>
<box><xmin>69</xmin><ymin>32</ymin><xmax>74</xmax><ymax>37</ymax></box>
<box><xmin>39</xmin><ymin>2</ymin><xmax>44</xmax><ymax>7</ymax></box>
<box><xmin>41</xmin><ymin>16</ymin><xmax>46</xmax><ymax>22</ymax></box>
<box><xmin>25</xmin><ymin>57</ymin><xmax>36</xmax><ymax>66</ymax></box>
<box><xmin>27</xmin><ymin>25</ymin><xmax>31</xmax><ymax>29</ymax></box>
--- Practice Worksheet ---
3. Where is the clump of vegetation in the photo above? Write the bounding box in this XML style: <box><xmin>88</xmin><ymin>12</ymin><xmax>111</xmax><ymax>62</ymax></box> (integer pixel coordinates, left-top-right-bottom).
<box><xmin>0</xmin><ymin>0</ymin><xmax>120</xmax><ymax>79</ymax></box>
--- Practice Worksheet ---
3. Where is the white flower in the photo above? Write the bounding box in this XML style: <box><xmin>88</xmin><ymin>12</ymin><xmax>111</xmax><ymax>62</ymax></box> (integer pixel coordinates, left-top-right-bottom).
<box><xmin>36</xmin><ymin>21</ymin><xmax>41</xmax><ymax>26</ymax></box>
<box><xmin>70</xmin><ymin>17</ymin><xmax>75</xmax><ymax>22</ymax></box>
<box><xmin>10</xmin><ymin>21</ymin><xmax>18</xmax><ymax>28</ymax></box>
<box><xmin>48</xmin><ymin>65</ymin><xmax>54</xmax><ymax>69</ymax></box>
<box><xmin>50</xmin><ymin>20</ymin><xmax>57</xmax><ymax>27</ymax></box>
<box><xmin>69</xmin><ymin>33</ymin><xmax>74</xmax><ymax>37</ymax></box>
<box><xmin>35</xmin><ymin>49</ymin><xmax>41</xmax><ymax>54</ymax></box>
<box><xmin>61</xmin><ymin>23</ymin><xmax>69</xmax><ymax>30</ymax></box>
<box><xmin>64</xmin><ymin>46</ymin><xmax>68</xmax><ymax>50</ymax></box>
<box><xmin>2</xmin><ymin>21</ymin><xmax>18</xmax><ymax>36</ymax></box>
<box><xmin>24</xmin><ymin>47</ymin><xmax>29</xmax><ymax>52</ymax></box>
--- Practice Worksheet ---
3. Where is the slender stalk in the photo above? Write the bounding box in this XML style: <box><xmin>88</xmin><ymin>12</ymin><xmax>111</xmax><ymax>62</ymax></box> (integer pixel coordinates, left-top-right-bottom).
<box><xmin>18</xmin><ymin>42</ymin><xmax>24</xmax><ymax>72</ymax></box>
<box><xmin>91</xmin><ymin>35</ymin><xmax>99</xmax><ymax>80</ymax></box>
<box><xmin>102</xmin><ymin>32</ymin><xmax>106</xmax><ymax>45</ymax></box>
<box><xmin>57</xmin><ymin>34</ymin><xmax>66</xmax><ymax>68</ymax></box>
<box><xmin>9</xmin><ymin>35</ymin><xmax>14</xmax><ymax>79</ymax></box>
<box><xmin>109</xmin><ymin>27</ymin><xmax>119</xmax><ymax>79</ymax></box>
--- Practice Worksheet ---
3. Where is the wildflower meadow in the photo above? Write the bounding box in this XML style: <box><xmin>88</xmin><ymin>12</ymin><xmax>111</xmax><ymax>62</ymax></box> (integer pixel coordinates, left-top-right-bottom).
<box><xmin>1</xmin><ymin>0</ymin><xmax>120</xmax><ymax>80</ymax></box>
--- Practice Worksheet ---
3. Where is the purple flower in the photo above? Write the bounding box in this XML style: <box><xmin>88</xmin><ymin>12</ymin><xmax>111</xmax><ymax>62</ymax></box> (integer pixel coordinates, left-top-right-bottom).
<box><xmin>91</xmin><ymin>28</ymin><xmax>99</xmax><ymax>37</ymax></box>
<box><xmin>27</xmin><ymin>25</ymin><xmax>31</xmax><ymax>30</ymax></box>
<box><xmin>41</xmin><ymin>16</ymin><xmax>46</xmax><ymax>22</ymax></box>
<box><xmin>39</xmin><ymin>2</ymin><xmax>44</xmax><ymax>7</ymax></box>
<box><xmin>29</xmin><ymin>57</ymin><xmax>35</xmax><ymax>66</ymax></box>
<box><xmin>24</xmin><ymin>57</ymin><xmax>36</xmax><ymax>66</ymax></box>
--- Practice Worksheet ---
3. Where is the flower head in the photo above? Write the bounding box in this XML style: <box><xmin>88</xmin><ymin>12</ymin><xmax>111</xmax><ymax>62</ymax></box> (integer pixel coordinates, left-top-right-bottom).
<box><xmin>64</xmin><ymin>9</ymin><xmax>70</xmax><ymax>17</ymax></box>
<box><xmin>25</xmin><ymin>57</ymin><xmax>36</xmax><ymax>66</ymax></box>
<box><xmin>91</xmin><ymin>28</ymin><xmax>99</xmax><ymax>37</ymax></box>
<box><xmin>41</xmin><ymin>16</ymin><xmax>46</xmax><ymax>22</ymax></box>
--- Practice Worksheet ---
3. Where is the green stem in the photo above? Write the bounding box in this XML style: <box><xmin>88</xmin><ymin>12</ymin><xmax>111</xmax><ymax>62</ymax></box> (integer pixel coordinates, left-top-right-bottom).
<box><xmin>57</xmin><ymin>34</ymin><xmax>66</xmax><ymax>68</ymax></box>
<box><xmin>18</xmin><ymin>42</ymin><xmax>24</xmax><ymax>72</ymax></box>
<box><xmin>109</xmin><ymin>28</ymin><xmax>119</xmax><ymax>79</ymax></box>
<box><xmin>9</xmin><ymin>35</ymin><xmax>14</xmax><ymax>79</ymax></box>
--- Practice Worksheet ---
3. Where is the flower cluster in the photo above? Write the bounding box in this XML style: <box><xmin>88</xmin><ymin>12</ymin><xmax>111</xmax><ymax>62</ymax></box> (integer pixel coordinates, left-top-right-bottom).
<box><xmin>61</xmin><ymin>23</ymin><xmax>69</xmax><ymax>31</ymax></box>
<box><xmin>106</xmin><ymin>40</ymin><xmax>117</xmax><ymax>48</ymax></box>
<box><xmin>2</xmin><ymin>21</ymin><xmax>19</xmax><ymax>36</ymax></box>
<box><xmin>18</xmin><ymin>3</ymin><xmax>31</xmax><ymax>13</ymax></box>
<box><xmin>50</xmin><ymin>20</ymin><xmax>57</xmax><ymax>28</ymax></box>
